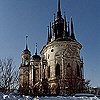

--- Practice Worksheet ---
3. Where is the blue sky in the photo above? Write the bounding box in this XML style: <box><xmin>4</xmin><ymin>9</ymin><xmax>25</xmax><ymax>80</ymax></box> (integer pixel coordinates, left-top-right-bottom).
<box><xmin>0</xmin><ymin>0</ymin><xmax>100</xmax><ymax>87</ymax></box>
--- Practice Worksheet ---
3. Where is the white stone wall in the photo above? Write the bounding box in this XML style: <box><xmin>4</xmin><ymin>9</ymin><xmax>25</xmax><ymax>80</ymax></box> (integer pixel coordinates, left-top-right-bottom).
<box><xmin>41</xmin><ymin>40</ymin><xmax>82</xmax><ymax>79</ymax></box>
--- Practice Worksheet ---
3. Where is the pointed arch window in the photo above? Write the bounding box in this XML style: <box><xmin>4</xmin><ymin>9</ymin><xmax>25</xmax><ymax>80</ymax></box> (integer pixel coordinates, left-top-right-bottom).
<box><xmin>55</xmin><ymin>63</ymin><xmax>60</xmax><ymax>78</ymax></box>
<box><xmin>77</xmin><ymin>64</ymin><xmax>80</xmax><ymax>77</ymax></box>
<box><xmin>33</xmin><ymin>68</ymin><xmax>36</xmax><ymax>84</ymax></box>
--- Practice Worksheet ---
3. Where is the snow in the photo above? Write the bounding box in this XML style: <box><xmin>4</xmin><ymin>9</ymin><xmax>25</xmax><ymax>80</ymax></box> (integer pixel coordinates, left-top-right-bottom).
<box><xmin>0</xmin><ymin>92</ymin><xmax>100</xmax><ymax>100</ymax></box>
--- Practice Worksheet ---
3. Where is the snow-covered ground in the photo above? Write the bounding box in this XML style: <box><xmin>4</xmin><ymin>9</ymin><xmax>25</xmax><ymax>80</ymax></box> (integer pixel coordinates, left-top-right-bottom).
<box><xmin>0</xmin><ymin>92</ymin><xmax>100</xmax><ymax>100</ymax></box>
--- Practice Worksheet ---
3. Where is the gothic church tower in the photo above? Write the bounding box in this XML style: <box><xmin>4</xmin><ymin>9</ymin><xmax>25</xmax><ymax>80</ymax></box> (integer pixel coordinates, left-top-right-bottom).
<box><xmin>19</xmin><ymin>36</ymin><xmax>31</xmax><ymax>94</ymax></box>
<box><xmin>41</xmin><ymin>0</ymin><xmax>84</xmax><ymax>95</ymax></box>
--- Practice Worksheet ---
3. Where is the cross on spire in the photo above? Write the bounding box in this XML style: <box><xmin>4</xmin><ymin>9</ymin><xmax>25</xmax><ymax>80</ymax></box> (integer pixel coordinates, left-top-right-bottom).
<box><xmin>25</xmin><ymin>35</ymin><xmax>28</xmax><ymax>50</ymax></box>
<box><xmin>35</xmin><ymin>43</ymin><xmax>37</xmax><ymax>55</ymax></box>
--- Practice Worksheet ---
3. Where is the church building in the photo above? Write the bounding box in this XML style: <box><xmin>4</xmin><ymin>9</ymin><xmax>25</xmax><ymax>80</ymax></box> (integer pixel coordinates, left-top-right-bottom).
<box><xmin>19</xmin><ymin>0</ymin><xmax>85</xmax><ymax>96</ymax></box>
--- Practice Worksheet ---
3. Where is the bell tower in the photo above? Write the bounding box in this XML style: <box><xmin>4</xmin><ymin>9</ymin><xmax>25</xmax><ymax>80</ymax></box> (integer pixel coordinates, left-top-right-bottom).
<box><xmin>19</xmin><ymin>36</ymin><xmax>31</xmax><ymax>94</ymax></box>
<box><xmin>21</xmin><ymin>36</ymin><xmax>31</xmax><ymax>66</ymax></box>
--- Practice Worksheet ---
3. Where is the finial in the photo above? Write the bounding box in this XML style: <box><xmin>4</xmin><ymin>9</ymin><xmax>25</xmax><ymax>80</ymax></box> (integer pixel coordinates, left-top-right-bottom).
<box><xmin>54</xmin><ymin>13</ymin><xmax>56</xmax><ymax>21</ymax></box>
<box><xmin>64</xmin><ymin>12</ymin><xmax>67</xmax><ymax>31</ymax></box>
<box><xmin>70</xmin><ymin>16</ymin><xmax>76</xmax><ymax>40</ymax></box>
<box><xmin>47</xmin><ymin>26</ymin><xmax>50</xmax><ymax>42</ymax></box>
<box><xmin>57</xmin><ymin>0</ymin><xmax>61</xmax><ymax>18</ymax></box>
<box><xmin>71</xmin><ymin>17</ymin><xmax>74</xmax><ymax>34</ymax></box>
<box><xmin>68</xmin><ymin>21</ymin><xmax>70</xmax><ymax>37</ymax></box>
<box><xmin>25</xmin><ymin>35</ymin><xmax>28</xmax><ymax>50</ymax></box>
<box><xmin>50</xmin><ymin>22</ymin><xmax>52</xmax><ymax>38</ymax></box>
<box><xmin>48</xmin><ymin>26</ymin><xmax>49</xmax><ymax>37</ymax></box>
<box><xmin>35</xmin><ymin>43</ymin><xmax>37</xmax><ymax>55</ymax></box>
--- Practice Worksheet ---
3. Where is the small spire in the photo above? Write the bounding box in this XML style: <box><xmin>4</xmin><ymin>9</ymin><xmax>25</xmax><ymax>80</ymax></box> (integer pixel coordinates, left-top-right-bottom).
<box><xmin>50</xmin><ymin>22</ymin><xmax>52</xmax><ymax>38</ymax></box>
<box><xmin>67</xmin><ymin>22</ymin><xmax>70</xmax><ymax>37</ymax></box>
<box><xmin>70</xmin><ymin>16</ymin><xmax>76</xmax><ymax>40</ymax></box>
<box><xmin>63</xmin><ymin>12</ymin><xmax>67</xmax><ymax>39</ymax></box>
<box><xmin>71</xmin><ymin>17</ymin><xmax>74</xmax><ymax>34</ymax></box>
<box><xmin>25</xmin><ymin>35</ymin><xmax>28</xmax><ymax>50</ymax></box>
<box><xmin>54</xmin><ymin>13</ymin><xmax>56</xmax><ymax>22</ymax></box>
<box><xmin>53</xmin><ymin>14</ymin><xmax>56</xmax><ymax>36</ymax></box>
<box><xmin>35</xmin><ymin>43</ymin><xmax>37</xmax><ymax>55</ymax></box>
<box><xmin>64</xmin><ymin>12</ymin><xmax>67</xmax><ymax>32</ymax></box>
<box><xmin>48</xmin><ymin>26</ymin><xmax>50</xmax><ymax>41</ymax></box>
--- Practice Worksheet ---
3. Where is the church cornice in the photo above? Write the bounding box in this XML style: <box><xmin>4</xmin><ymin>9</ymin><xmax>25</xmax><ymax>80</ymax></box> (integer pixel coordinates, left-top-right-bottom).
<box><xmin>41</xmin><ymin>40</ymin><xmax>82</xmax><ymax>54</ymax></box>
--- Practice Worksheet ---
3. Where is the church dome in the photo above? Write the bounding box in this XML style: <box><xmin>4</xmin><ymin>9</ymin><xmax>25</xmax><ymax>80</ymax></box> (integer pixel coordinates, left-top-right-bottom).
<box><xmin>32</xmin><ymin>54</ymin><xmax>41</xmax><ymax>60</ymax></box>
<box><xmin>32</xmin><ymin>43</ymin><xmax>41</xmax><ymax>60</ymax></box>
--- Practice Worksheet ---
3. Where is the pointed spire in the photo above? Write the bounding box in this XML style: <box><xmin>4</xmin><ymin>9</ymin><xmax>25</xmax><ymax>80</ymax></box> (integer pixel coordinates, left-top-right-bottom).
<box><xmin>71</xmin><ymin>17</ymin><xmax>74</xmax><ymax>34</ymax></box>
<box><xmin>35</xmin><ymin>43</ymin><xmax>37</xmax><ymax>55</ymax></box>
<box><xmin>47</xmin><ymin>26</ymin><xmax>50</xmax><ymax>42</ymax></box>
<box><xmin>70</xmin><ymin>17</ymin><xmax>76</xmax><ymax>40</ymax></box>
<box><xmin>53</xmin><ymin>13</ymin><xmax>56</xmax><ymax>36</ymax></box>
<box><xmin>68</xmin><ymin>21</ymin><xmax>70</xmax><ymax>37</ymax></box>
<box><xmin>57</xmin><ymin>0</ymin><xmax>61</xmax><ymax>18</ymax></box>
<box><xmin>50</xmin><ymin>22</ymin><xmax>52</xmax><ymax>38</ymax></box>
<box><xmin>64</xmin><ymin>12</ymin><xmax>67</xmax><ymax>32</ymax></box>
<box><xmin>58</xmin><ymin>0</ymin><xmax>60</xmax><ymax>12</ymax></box>
<box><xmin>54</xmin><ymin>13</ymin><xmax>56</xmax><ymax>22</ymax></box>
<box><xmin>25</xmin><ymin>35</ymin><xmax>28</xmax><ymax>50</ymax></box>
<box><xmin>63</xmin><ymin>12</ymin><xmax>67</xmax><ymax>39</ymax></box>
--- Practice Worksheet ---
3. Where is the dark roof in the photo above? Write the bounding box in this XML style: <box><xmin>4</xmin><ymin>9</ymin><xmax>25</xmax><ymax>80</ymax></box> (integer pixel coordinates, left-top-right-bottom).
<box><xmin>23</xmin><ymin>48</ymin><xmax>31</xmax><ymax>54</ymax></box>
<box><xmin>32</xmin><ymin>54</ymin><xmax>41</xmax><ymax>60</ymax></box>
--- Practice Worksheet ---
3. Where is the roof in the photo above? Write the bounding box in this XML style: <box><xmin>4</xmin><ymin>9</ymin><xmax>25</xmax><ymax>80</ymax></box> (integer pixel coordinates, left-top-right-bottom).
<box><xmin>32</xmin><ymin>54</ymin><xmax>41</xmax><ymax>60</ymax></box>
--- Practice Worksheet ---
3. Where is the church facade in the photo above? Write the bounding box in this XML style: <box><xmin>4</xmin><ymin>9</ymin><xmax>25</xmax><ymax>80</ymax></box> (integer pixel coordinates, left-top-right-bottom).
<box><xmin>19</xmin><ymin>0</ymin><xmax>85</xmax><ymax>96</ymax></box>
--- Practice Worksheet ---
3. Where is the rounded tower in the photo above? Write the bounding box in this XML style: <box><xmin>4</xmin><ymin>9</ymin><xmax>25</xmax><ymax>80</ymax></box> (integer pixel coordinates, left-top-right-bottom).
<box><xmin>30</xmin><ymin>43</ymin><xmax>41</xmax><ymax>85</ymax></box>
<box><xmin>41</xmin><ymin>0</ymin><xmax>84</xmax><ymax>95</ymax></box>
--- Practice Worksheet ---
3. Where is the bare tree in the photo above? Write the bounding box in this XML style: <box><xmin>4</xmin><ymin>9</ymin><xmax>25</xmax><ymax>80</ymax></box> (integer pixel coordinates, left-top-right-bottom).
<box><xmin>0</xmin><ymin>58</ymin><xmax>19</xmax><ymax>93</ymax></box>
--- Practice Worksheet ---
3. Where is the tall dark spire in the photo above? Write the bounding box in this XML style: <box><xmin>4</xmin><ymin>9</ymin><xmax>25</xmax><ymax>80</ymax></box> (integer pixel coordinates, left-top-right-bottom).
<box><xmin>35</xmin><ymin>43</ymin><xmax>37</xmax><ymax>55</ymax></box>
<box><xmin>58</xmin><ymin>0</ymin><xmax>60</xmax><ymax>12</ymax></box>
<box><xmin>70</xmin><ymin>17</ymin><xmax>76</xmax><ymax>40</ymax></box>
<box><xmin>68</xmin><ymin>22</ymin><xmax>70</xmax><ymax>37</ymax></box>
<box><xmin>57</xmin><ymin>0</ymin><xmax>61</xmax><ymax>18</ymax></box>
<box><xmin>25</xmin><ymin>35</ymin><xmax>28</xmax><ymax>50</ymax></box>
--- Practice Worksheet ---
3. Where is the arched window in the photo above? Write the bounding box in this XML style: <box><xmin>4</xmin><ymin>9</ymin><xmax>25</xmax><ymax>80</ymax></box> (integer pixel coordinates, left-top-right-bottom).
<box><xmin>48</xmin><ymin>66</ymin><xmax>50</xmax><ymax>78</ymax></box>
<box><xmin>67</xmin><ymin>63</ymin><xmax>71</xmax><ymax>67</ymax></box>
<box><xmin>33</xmin><ymin>68</ymin><xmax>36</xmax><ymax>84</ymax></box>
<box><xmin>55</xmin><ymin>63</ymin><xmax>60</xmax><ymax>78</ymax></box>
<box><xmin>77</xmin><ymin>64</ymin><xmax>80</xmax><ymax>77</ymax></box>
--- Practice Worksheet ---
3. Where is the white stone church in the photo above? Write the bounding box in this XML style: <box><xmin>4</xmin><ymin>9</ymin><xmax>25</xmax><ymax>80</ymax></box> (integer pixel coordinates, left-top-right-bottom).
<box><xmin>19</xmin><ymin>0</ymin><xmax>85</xmax><ymax>96</ymax></box>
